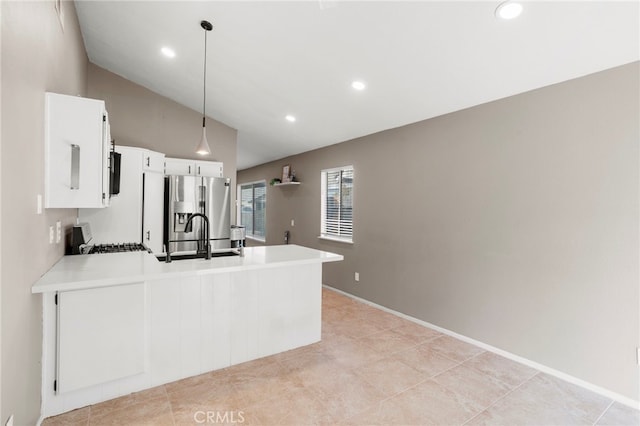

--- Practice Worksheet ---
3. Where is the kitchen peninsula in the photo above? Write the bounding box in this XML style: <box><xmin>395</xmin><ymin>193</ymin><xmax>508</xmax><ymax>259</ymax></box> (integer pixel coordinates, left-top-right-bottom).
<box><xmin>33</xmin><ymin>245</ymin><xmax>343</xmax><ymax>419</ymax></box>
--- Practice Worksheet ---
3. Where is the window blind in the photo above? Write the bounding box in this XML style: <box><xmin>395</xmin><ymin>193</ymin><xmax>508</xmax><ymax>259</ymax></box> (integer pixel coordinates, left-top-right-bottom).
<box><xmin>321</xmin><ymin>166</ymin><xmax>353</xmax><ymax>241</ymax></box>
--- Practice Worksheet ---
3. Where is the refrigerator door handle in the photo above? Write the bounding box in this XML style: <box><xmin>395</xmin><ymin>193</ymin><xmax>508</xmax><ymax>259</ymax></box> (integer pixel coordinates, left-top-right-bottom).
<box><xmin>198</xmin><ymin>184</ymin><xmax>206</xmax><ymax>211</ymax></box>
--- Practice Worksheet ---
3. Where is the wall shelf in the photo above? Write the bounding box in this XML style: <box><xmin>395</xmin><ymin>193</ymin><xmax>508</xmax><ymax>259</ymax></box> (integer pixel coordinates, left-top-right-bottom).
<box><xmin>273</xmin><ymin>182</ymin><xmax>301</xmax><ymax>186</ymax></box>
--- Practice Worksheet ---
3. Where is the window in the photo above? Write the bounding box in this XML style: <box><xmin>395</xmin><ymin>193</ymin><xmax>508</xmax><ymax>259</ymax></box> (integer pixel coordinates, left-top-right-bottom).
<box><xmin>239</xmin><ymin>181</ymin><xmax>266</xmax><ymax>241</ymax></box>
<box><xmin>320</xmin><ymin>166</ymin><xmax>353</xmax><ymax>243</ymax></box>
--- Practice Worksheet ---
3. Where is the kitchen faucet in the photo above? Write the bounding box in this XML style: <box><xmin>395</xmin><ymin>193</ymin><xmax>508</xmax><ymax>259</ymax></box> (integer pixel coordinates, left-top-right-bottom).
<box><xmin>184</xmin><ymin>213</ymin><xmax>211</xmax><ymax>260</ymax></box>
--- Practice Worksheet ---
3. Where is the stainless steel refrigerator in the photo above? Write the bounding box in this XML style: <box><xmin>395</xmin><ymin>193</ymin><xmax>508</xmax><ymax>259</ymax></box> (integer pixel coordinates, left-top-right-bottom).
<box><xmin>163</xmin><ymin>175</ymin><xmax>231</xmax><ymax>253</ymax></box>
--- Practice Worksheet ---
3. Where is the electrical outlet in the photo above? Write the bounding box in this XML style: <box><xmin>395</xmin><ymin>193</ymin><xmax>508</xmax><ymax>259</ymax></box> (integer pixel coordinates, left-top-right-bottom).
<box><xmin>6</xmin><ymin>414</ymin><xmax>14</xmax><ymax>426</ymax></box>
<box><xmin>291</xmin><ymin>219</ymin><xmax>295</xmax><ymax>227</ymax></box>
<box><xmin>49</xmin><ymin>226</ymin><xmax>54</xmax><ymax>244</ymax></box>
<box><xmin>355</xmin><ymin>272</ymin><xmax>360</xmax><ymax>282</ymax></box>
<box><xmin>56</xmin><ymin>221</ymin><xmax>62</xmax><ymax>243</ymax></box>
<box><xmin>37</xmin><ymin>194</ymin><xmax>42</xmax><ymax>214</ymax></box>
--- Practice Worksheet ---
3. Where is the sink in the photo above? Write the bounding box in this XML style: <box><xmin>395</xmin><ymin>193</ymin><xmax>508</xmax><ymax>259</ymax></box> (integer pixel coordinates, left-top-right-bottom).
<box><xmin>155</xmin><ymin>251</ymin><xmax>239</xmax><ymax>262</ymax></box>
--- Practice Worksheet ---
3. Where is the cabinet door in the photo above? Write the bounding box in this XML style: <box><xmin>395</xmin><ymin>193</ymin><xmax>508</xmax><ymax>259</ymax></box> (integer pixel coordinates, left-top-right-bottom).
<box><xmin>143</xmin><ymin>171</ymin><xmax>165</xmax><ymax>253</ymax></box>
<box><xmin>57</xmin><ymin>284</ymin><xmax>146</xmax><ymax>393</ymax></box>
<box><xmin>229</xmin><ymin>271</ymin><xmax>260</xmax><ymax>365</ymax></box>
<box><xmin>195</xmin><ymin>161</ymin><xmax>223</xmax><ymax>177</ymax></box>
<box><xmin>148</xmin><ymin>277</ymin><xmax>181</xmax><ymax>386</ymax></box>
<box><xmin>257</xmin><ymin>264</ymin><xmax>321</xmax><ymax>358</ymax></box>
<box><xmin>201</xmin><ymin>274</ymin><xmax>231</xmax><ymax>372</ymax></box>
<box><xmin>45</xmin><ymin>93</ymin><xmax>109</xmax><ymax>208</ymax></box>
<box><xmin>164</xmin><ymin>158</ymin><xmax>195</xmax><ymax>176</ymax></box>
<box><xmin>143</xmin><ymin>150</ymin><xmax>165</xmax><ymax>174</ymax></box>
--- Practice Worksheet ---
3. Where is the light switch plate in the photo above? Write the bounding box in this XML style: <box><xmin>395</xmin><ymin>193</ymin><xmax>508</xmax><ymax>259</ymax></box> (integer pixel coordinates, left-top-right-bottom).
<box><xmin>56</xmin><ymin>221</ymin><xmax>62</xmax><ymax>243</ymax></box>
<box><xmin>291</xmin><ymin>219</ymin><xmax>295</xmax><ymax>227</ymax></box>
<box><xmin>355</xmin><ymin>272</ymin><xmax>360</xmax><ymax>282</ymax></box>
<box><xmin>49</xmin><ymin>226</ymin><xmax>54</xmax><ymax>244</ymax></box>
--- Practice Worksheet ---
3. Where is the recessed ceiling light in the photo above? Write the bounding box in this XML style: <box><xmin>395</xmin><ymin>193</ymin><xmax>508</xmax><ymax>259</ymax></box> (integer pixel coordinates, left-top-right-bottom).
<box><xmin>351</xmin><ymin>81</ymin><xmax>366</xmax><ymax>91</ymax></box>
<box><xmin>285</xmin><ymin>115</ymin><xmax>296</xmax><ymax>122</ymax></box>
<box><xmin>495</xmin><ymin>1</ymin><xmax>523</xmax><ymax>20</ymax></box>
<box><xmin>161</xmin><ymin>47</ymin><xmax>176</xmax><ymax>58</ymax></box>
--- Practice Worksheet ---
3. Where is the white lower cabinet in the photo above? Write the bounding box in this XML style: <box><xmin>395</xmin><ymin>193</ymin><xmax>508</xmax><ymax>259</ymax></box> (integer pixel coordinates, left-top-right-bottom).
<box><xmin>148</xmin><ymin>277</ymin><xmax>181</xmax><ymax>387</ymax></box>
<box><xmin>179</xmin><ymin>276</ymin><xmax>203</xmax><ymax>379</ymax></box>
<box><xmin>201</xmin><ymin>274</ymin><xmax>232</xmax><ymax>372</ymax></box>
<box><xmin>230</xmin><ymin>271</ymin><xmax>260</xmax><ymax>365</ymax></box>
<box><xmin>257</xmin><ymin>264</ymin><xmax>322</xmax><ymax>357</ymax></box>
<box><xmin>57</xmin><ymin>284</ymin><xmax>145</xmax><ymax>394</ymax></box>
<box><xmin>45</xmin><ymin>266</ymin><xmax>321</xmax><ymax>417</ymax></box>
<box><xmin>148</xmin><ymin>274</ymin><xmax>233</xmax><ymax>387</ymax></box>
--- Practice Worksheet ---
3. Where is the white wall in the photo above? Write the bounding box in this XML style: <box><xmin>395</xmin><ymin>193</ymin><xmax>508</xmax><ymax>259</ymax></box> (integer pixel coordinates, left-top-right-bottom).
<box><xmin>1</xmin><ymin>1</ymin><xmax>88</xmax><ymax>424</ymax></box>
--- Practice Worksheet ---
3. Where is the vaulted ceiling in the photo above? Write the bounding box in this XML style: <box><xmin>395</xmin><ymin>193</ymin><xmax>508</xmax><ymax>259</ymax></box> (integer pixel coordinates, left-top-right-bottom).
<box><xmin>75</xmin><ymin>1</ymin><xmax>639</xmax><ymax>169</ymax></box>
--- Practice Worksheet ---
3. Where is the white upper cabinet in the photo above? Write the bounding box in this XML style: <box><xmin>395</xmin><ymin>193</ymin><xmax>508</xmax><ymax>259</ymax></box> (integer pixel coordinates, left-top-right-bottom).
<box><xmin>143</xmin><ymin>150</ymin><xmax>165</xmax><ymax>174</ymax></box>
<box><xmin>45</xmin><ymin>92</ymin><xmax>111</xmax><ymax>208</ymax></box>
<box><xmin>164</xmin><ymin>158</ymin><xmax>223</xmax><ymax>177</ymax></box>
<box><xmin>163</xmin><ymin>158</ymin><xmax>193</xmax><ymax>176</ymax></box>
<box><xmin>195</xmin><ymin>161</ymin><xmax>224</xmax><ymax>178</ymax></box>
<box><xmin>141</xmin><ymin>150</ymin><xmax>166</xmax><ymax>251</ymax></box>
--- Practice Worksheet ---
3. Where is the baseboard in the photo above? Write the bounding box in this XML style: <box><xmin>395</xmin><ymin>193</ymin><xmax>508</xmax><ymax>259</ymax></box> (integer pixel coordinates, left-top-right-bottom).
<box><xmin>323</xmin><ymin>284</ymin><xmax>640</xmax><ymax>410</ymax></box>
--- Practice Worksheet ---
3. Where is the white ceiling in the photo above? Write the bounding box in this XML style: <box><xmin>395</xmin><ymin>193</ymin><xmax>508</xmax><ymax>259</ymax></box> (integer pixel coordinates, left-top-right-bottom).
<box><xmin>75</xmin><ymin>1</ymin><xmax>639</xmax><ymax>170</ymax></box>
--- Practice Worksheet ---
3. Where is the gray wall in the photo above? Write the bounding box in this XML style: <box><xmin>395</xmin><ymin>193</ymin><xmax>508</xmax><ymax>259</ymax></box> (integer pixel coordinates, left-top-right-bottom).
<box><xmin>238</xmin><ymin>62</ymin><xmax>640</xmax><ymax>402</ymax></box>
<box><xmin>87</xmin><ymin>64</ymin><xmax>238</xmax><ymax>219</ymax></box>
<box><xmin>1</xmin><ymin>1</ymin><xmax>88</xmax><ymax>424</ymax></box>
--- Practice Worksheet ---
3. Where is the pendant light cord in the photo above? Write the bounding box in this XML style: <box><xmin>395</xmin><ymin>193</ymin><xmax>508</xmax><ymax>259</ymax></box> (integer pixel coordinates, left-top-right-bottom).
<box><xmin>202</xmin><ymin>27</ymin><xmax>207</xmax><ymax>128</ymax></box>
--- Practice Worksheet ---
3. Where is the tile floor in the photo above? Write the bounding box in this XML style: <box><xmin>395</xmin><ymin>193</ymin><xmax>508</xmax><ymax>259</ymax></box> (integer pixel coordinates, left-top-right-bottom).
<box><xmin>43</xmin><ymin>288</ymin><xmax>640</xmax><ymax>426</ymax></box>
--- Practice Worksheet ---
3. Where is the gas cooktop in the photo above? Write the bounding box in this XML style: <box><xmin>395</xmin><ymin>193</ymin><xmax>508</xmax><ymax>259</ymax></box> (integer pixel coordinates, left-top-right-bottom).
<box><xmin>88</xmin><ymin>243</ymin><xmax>149</xmax><ymax>254</ymax></box>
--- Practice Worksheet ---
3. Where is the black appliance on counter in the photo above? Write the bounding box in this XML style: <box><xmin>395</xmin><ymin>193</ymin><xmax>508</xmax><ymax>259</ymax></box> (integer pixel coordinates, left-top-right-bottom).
<box><xmin>69</xmin><ymin>222</ymin><xmax>148</xmax><ymax>255</ymax></box>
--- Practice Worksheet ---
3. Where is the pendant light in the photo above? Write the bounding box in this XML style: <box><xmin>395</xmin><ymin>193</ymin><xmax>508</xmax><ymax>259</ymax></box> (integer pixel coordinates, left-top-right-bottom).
<box><xmin>196</xmin><ymin>20</ymin><xmax>213</xmax><ymax>156</ymax></box>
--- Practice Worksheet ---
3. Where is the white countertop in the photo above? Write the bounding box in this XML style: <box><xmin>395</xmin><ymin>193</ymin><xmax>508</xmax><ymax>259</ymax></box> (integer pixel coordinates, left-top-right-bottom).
<box><xmin>32</xmin><ymin>244</ymin><xmax>343</xmax><ymax>293</ymax></box>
